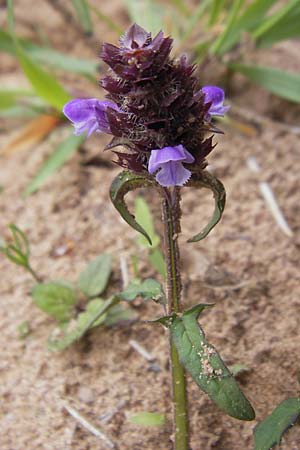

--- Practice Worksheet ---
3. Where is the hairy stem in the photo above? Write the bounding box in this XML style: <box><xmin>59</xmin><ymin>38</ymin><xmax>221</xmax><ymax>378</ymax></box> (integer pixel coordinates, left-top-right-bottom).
<box><xmin>162</xmin><ymin>187</ymin><xmax>189</xmax><ymax>450</ymax></box>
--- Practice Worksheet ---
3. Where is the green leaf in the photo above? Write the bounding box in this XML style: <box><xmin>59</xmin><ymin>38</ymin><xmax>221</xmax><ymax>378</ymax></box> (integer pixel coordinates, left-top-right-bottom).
<box><xmin>2</xmin><ymin>244</ymin><xmax>27</xmax><ymax>267</ymax></box>
<box><xmin>32</xmin><ymin>281</ymin><xmax>77</xmax><ymax>322</ymax></box>
<box><xmin>254</xmin><ymin>398</ymin><xmax>300</xmax><ymax>450</ymax></box>
<box><xmin>129</xmin><ymin>412</ymin><xmax>166</xmax><ymax>427</ymax></box>
<box><xmin>0</xmin><ymin>89</ymin><xmax>33</xmax><ymax>110</ymax></box>
<box><xmin>255</xmin><ymin>9</ymin><xmax>300</xmax><ymax>47</ymax></box>
<box><xmin>71</xmin><ymin>0</ymin><xmax>93</xmax><ymax>35</ymax></box>
<box><xmin>252</xmin><ymin>0</ymin><xmax>299</xmax><ymax>40</ymax></box>
<box><xmin>210</xmin><ymin>0</ymin><xmax>244</xmax><ymax>55</ymax></box>
<box><xmin>186</xmin><ymin>171</ymin><xmax>226</xmax><ymax>242</ymax></box>
<box><xmin>148</xmin><ymin>248</ymin><xmax>166</xmax><ymax>279</ymax></box>
<box><xmin>229</xmin><ymin>64</ymin><xmax>300</xmax><ymax>103</ymax></box>
<box><xmin>119</xmin><ymin>278</ymin><xmax>166</xmax><ymax>304</ymax></box>
<box><xmin>0</xmin><ymin>29</ymin><xmax>98</xmax><ymax>76</ymax></box>
<box><xmin>6</xmin><ymin>1</ymin><xmax>71</xmax><ymax>110</ymax></box>
<box><xmin>78</xmin><ymin>254</ymin><xmax>112</xmax><ymax>298</ymax></box>
<box><xmin>87</xmin><ymin>3</ymin><xmax>123</xmax><ymax>34</ymax></box>
<box><xmin>209</xmin><ymin>0</ymin><xmax>226</xmax><ymax>26</ymax></box>
<box><xmin>9</xmin><ymin>224</ymin><xmax>30</xmax><ymax>258</ymax></box>
<box><xmin>135</xmin><ymin>197</ymin><xmax>160</xmax><ymax>248</ymax></box>
<box><xmin>124</xmin><ymin>0</ymin><xmax>165</xmax><ymax>34</ymax></box>
<box><xmin>104</xmin><ymin>303</ymin><xmax>138</xmax><ymax>326</ymax></box>
<box><xmin>48</xmin><ymin>296</ymin><xmax>120</xmax><ymax>351</ymax></box>
<box><xmin>170</xmin><ymin>305</ymin><xmax>255</xmax><ymax>421</ymax></box>
<box><xmin>25</xmin><ymin>133</ymin><xmax>85</xmax><ymax>195</ymax></box>
<box><xmin>211</xmin><ymin>0</ymin><xmax>277</xmax><ymax>54</ymax></box>
<box><xmin>110</xmin><ymin>171</ymin><xmax>157</xmax><ymax>246</ymax></box>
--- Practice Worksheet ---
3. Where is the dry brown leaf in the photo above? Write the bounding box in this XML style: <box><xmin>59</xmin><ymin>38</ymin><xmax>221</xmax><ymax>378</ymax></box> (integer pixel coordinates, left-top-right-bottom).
<box><xmin>0</xmin><ymin>114</ymin><xmax>61</xmax><ymax>156</ymax></box>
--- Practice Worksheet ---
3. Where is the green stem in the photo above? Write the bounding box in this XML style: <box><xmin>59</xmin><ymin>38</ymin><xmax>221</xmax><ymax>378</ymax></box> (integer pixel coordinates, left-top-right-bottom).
<box><xmin>27</xmin><ymin>264</ymin><xmax>42</xmax><ymax>283</ymax></box>
<box><xmin>162</xmin><ymin>188</ymin><xmax>189</xmax><ymax>450</ymax></box>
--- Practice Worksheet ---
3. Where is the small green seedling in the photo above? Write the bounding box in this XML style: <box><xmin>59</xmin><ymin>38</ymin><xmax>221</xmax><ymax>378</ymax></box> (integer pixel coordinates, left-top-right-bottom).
<box><xmin>1</xmin><ymin>224</ymin><xmax>165</xmax><ymax>352</ymax></box>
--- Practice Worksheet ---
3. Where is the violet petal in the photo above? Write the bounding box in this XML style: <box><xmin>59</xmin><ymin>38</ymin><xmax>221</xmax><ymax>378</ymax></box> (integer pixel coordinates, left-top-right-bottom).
<box><xmin>202</xmin><ymin>85</ymin><xmax>230</xmax><ymax>118</ymax></box>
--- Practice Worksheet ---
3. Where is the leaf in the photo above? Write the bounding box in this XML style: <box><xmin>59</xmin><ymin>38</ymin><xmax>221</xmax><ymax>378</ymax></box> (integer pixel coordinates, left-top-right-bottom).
<box><xmin>124</xmin><ymin>0</ymin><xmax>165</xmax><ymax>34</ymax></box>
<box><xmin>209</xmin><ymin>0</ymin><xmax>226</xmax><ymax>26</ymax></box>
<box><xmin>229</xmin><ymin>363</ymin><xmax>250</xmax><ymax>377</ymax></box>
<box><xmin>129</xmin><ymin>412</ymin><xmax>166</xmax><ymax>427</ymax></box>
<box><xmin>186</xmin><ymin>171</ymin><xmax>226</xmax><ymax>242</ymax></box>
<box><xmin>0</xmin><ymin>29</ymin><xmax>98</xmax><ymax>76</ymax></box>
<box><xmin>0</xmin><ymin>89</ymin><xmax>33</xmax><ymax>110</ymax></box>
<box><xmin>211</xmin><ymin>0</ymin><xmax>277</xmax><ymax>54</ymax></box>
<box><xmin>6</xmin><ymin>0</ymin><xmax>71</xmax><ymax>110</ymax></box>
<box><xmin>71</xmin><ymin>0</ymin><xmax>93</xmax><ymax>35</ymax></box>
<box><xmin>9</xmin><ymin>224</ymin><xmax>29</xmax><ymax>258</ymax></box>
<box><xmin>104</xmin><ymin>303</ymin><xmax>138</xmax><ymax>326</ymax></box>
<box><xmin>119</xmin><ymin>278</ymin><xmax>166</xmax><ymax>304</ymax></box>
<box><xmin>254</xmin><ymin>398</ymin><xmax>300</xmax><ymax>450</ymax></box>
<box><xmin>1</xmin><ymin>115</ymin><xmax>60</xmax><ymax>156</ymax></box>
<box><xmin>135</xmin><ymin>197</ymin><xmax>160</xmax><ymax>248</ymax></box>
<box><xmin>148</xmin><ymin>248</ymin><xmax>166</xmax><ymax>279</ymax></box>
<box><xmin>25</xmin><ymin>133</ymin><xmax>84</xmax><ymax>195</ymax></box>
<box><xmin>170</xmin><ymin>304</ymin><xmax>255</xmax><ymax>421</ymax></box>
<box><xmin>252</xmin><ymin>0</ymin><xmax>299</xmax><ymax>40</ymax></box>
<box><xmin>255</xmin><ymin>9</ymin><xmax>300</xmax><ymax>47</ymax></box>
<box><xmin>32</xmin><ymin>281</ymin><xmax>77</xmax><ymax>322</ymax></box>
<box><xmin>110</xmin><ymin>171</ymin><xmax>157</xmax><ymax>246</ymax></box>
<box><xmin>48</xmin><ymin>296</ymin><xmax>120</xmax><ymax>351</ymax></box>
<box><xmin>78</xmin><ymin>254</ymin><xmax>112</xmax><ymax>298</ymax></box>
<box><xmin>209</xmin><ymin>0</ymin><xmax>244</xmax><ymax>55</ymax></box>
<box><xmin>229</xmin><ymin>64</ymin><xmax>300</xmax><ymax>103</ymax></box>
<box><xmin>87</xmin><ymin>3</ymin><xmax>123</xmax><ymax>34</ymax></box>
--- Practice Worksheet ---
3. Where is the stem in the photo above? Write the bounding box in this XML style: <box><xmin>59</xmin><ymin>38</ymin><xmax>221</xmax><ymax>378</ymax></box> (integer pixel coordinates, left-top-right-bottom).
<box><xmin>27</xmin><ymin>264</ymin><xmax>42</xmax><ymax>283</ymax></box>
<box><xmin>162</xmin><ymin>188</ymin><xmax>189</xmax><ymax>450</ymax></box>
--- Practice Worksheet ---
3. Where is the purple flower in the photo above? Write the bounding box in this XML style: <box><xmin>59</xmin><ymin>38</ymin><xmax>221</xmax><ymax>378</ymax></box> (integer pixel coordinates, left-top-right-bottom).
<box><xmin>148</xmin><ymin>145</ymin><xmax>194</xmax><ymax>187</ymax></box>
<box><xmin>63</xmin><ymin>98</ymin><xmax>119</xmax><ymax>137</ymax></box>
<box><xmin>202</xmin><ymin>86</ymin><xmax>230</xmax><ymax>119</ymax></box>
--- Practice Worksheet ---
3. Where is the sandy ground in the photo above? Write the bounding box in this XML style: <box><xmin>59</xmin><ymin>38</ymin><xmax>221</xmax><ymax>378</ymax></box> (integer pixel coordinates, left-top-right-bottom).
<box><xmin>1</xmin><ymin>1</ymin><xmax>300</xmax><ymax>449</ymax></box>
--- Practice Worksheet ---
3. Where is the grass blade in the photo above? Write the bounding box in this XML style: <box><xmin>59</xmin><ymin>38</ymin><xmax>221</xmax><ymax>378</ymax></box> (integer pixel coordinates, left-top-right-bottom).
<box><xmin>209</xmin><ymin>0</ymin><xmax>226</xmax><ymax>26</ymax></box>
<box><xmin>0</xmin><ymin>89</ymin><xmax>33</xmax><ymax>110</ymax></box>
<box><xmin>6</xmin><ymin>0</ymin><xmax>71</xmax><ymax>110</ymax></box>
<box><xmin>0</xmin><ymin>30</ymin><xmax>98</xmax><ymax>76</ymax></box>
<box><xmin>229</xmin><ymin>63</ymin><xmax>300</xmax><ymax>103</ymax></box>
<box><xmin>25</xmin><ymin>133</ymin><xmax>85</xmax><ymax>195</ymax></box>
<box><xmin>124</xmin><ymin>0</ymin><xmax>164</xmax><ymax>34</ymax></box>
<box><xmin>71</xmin><ymin>0</ymin><xmax>93</xmax><ymax>35</ymax></box>
<box><xmin>210</xmin><ymin>0</ymin><xmax>244</xmax><ymax>56</ymax></box>
<box><xmin>255</xmin><ymin>8</ymin><xmax>300</xmax><ymax>47</ymax></box>
<box><xmin>87</xmin><ymin>3</ymin><xmax>123</xmax><ymax>34</ymax></box>
<box><xmin>253</xmin><ymin>0</ymin><xmax>299</xmax><ymax>39</ymax></box>
<box><xmin>210</xmin><ymin>0</ymin><xmax>277</xmax><ymax>54</ymax></box>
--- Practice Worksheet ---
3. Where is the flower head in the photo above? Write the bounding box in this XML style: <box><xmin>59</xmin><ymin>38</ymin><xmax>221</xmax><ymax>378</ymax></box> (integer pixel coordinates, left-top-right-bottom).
<box><xmin>63</xmin><ymin>98</ymin><xmax>119</xmax><ymax>136</ymax></box>
<box><xmin>148</xmin><ymin>145</ymin><xmax>194</xmax><ymax>187</ymax></box>
<box><xmin>202</xmin><ymin>86</ymin><xmax>230</xmax><ymax>120</ymax></box>
<box><xmin>63</xmin><ymin>24</ymin><xmax>229</xmax><ymax>187</ymax></box>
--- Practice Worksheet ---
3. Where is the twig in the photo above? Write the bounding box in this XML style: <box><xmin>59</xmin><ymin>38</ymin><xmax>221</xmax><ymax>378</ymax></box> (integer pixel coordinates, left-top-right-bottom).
<box><xmin>63</xmin><ymin>403</ymin><xmax>117</xmax><ymax>449</ymax></box>
<box><xmin>247</xmin><ymin>157</ymin><xmax>293</xmax><ymax>238</ymax></box>
<box><xmin>119</xmin><ymin>254</ymin><xmax>129</xmax><ymax>289</ymax></box>
<box><xmin>129</xmin><ymin>339</ymin><xmax>156</xmax><ymax>362</ymax></box>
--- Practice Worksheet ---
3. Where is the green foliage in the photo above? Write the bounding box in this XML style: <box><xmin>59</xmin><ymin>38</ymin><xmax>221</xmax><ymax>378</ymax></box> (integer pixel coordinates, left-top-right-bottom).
<box><xmin>71</xmin><ymin>0</ymin><xmax>93</xmax><ymax>35</ymax></box>
<box><xmin>0</xmin><ymin>224</ymin><xmax>40</xmax><ymax>280</ymax></box>
<box><xmin>6</xmin><ymin>0</ymin><xmax>71</xmax><ymax>111</ymax></box>
<box><xmin>0</xmin><ymin>30</ymin><xmax>98</xmax><ymax>77</ymax></box>
<box><xmin>25</xmin><ymin>134</ymin><xmax>85</xmax><ymax>195</ymax></box>
<box><xmin>187</xmin><ymin>172</ymin><xmax>226</xmax><ymax>243</ymax></box>
<box><xmin>169</xmin><ymin>304</ymin><xmax>255</xmax><ymax>421</ymax></box>
<box><xmin>110</xmin><ymin>171</ymin><xmax>157</xmax><ymax>246</ymax></box>
<box><xmin>119</xmin><ymin>278</ymin><xmax>165</xmax><ymax>304</ymax></box>
<box><xmin>229</xmin><ymin>64</ymin><xmax>300</xmax><ymax>103</ymax></box>
<box><xmin>134</xmin><ymin>197</ymin><xmax>166</xmax><ymax>278</ymax></box>
<box><xmin>254</xmin><ymin>398</ymin><xmax>300</xmax><ymax>450</ymax></box>
<box><xmin>129</xmin><ymin>412</ymin><xmax>166</xmax><ymax>426</ymax></box>
<box><xmin>77</xmin><ymin>254</ymin><xmax>112</xmax><ymax>297</ymax></box>
<box><xmin>32</xmin><ymin>281</ymin><xmax>77</xmax><ymax>322</ymax></box>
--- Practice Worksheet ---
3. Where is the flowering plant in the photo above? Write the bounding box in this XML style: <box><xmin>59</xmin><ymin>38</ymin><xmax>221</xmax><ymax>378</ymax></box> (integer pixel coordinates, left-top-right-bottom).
<box><xmin>63</xmin><ymin>24</ymin><xmax>254</xmax><ymax>450</ymax></box>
